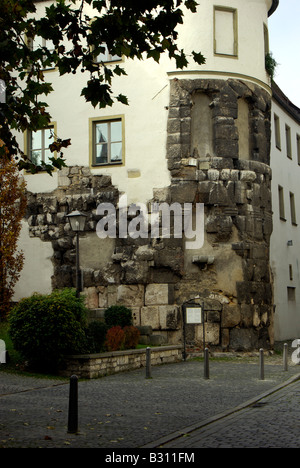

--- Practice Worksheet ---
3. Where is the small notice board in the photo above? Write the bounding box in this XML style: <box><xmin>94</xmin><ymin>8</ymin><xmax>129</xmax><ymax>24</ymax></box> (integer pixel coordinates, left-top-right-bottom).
<box><xmin>182</xmin><ymin>301</ymin><xmax>205</xmax><ymax>361</ymax></box>
<box><xmin>186</xmin><ymin>307</ymin><xmax>202</xmax><ymax>324</ymax></box>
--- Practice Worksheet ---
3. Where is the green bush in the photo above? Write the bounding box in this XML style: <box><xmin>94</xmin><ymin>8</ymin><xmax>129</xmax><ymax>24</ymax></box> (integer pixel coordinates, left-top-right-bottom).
<box><xmin>104</xmin><ymin>305</ymin><xmax>133</xmax><ymax>329</ymax></box>
<box><xmin>85</xmin><ymin>321</ymin><xmax>108</xmax><ymax>353</ymax></box>
<box><xmin>9</xmin><ymin>289</ymin><xmax>88</xmax><ymax>371</ymax></box>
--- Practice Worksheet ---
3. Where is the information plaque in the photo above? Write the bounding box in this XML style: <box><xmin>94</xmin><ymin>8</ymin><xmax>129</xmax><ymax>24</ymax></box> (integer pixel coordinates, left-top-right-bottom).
<box><xmin>186</xmin><ymin>307</ymin><xmax>202</xmax><ymax>324</ymax></box>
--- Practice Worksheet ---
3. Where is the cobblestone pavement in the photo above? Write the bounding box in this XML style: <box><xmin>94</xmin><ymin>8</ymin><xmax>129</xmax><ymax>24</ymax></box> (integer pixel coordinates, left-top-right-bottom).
<box><xmin>0</xmin><ymin>354</ymin><xmax>299</xmax><ymax>449</ymax></box>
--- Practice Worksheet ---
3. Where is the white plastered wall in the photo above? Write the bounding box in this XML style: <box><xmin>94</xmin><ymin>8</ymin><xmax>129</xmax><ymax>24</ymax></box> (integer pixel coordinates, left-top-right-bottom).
<box><xmin>270</xmin><ymin>98</ymin><xmax>300</xmax><ymax>341</ymax></box>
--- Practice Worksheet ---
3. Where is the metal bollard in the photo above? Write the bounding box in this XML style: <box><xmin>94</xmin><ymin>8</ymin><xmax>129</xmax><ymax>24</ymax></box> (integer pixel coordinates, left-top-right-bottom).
<box><xmin>146</xmin><ymin>347</ymin><xmax>152</xmax><ymax>379</ymax></box>
<box><xmin>204</xmin><ymin>348</ymin><xmax>209</xmax><ymax>379</ymax></box>
<box><xmin>283</xmin><ymin>343</ymin><xmax>288</xmax><ymax>371</ymax></box>
<box><xmin>68</xmin><ymin>375</ymin><xmax>78</xmax><ymax>433</ymax></box>
<box><xmin>259</xmin><ymin>348</ymin><xmax>264</xmax><ymax>380</ymax></box>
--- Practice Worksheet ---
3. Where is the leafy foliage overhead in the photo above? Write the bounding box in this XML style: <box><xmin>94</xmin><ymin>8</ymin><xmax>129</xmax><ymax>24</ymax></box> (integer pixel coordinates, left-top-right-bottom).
<box><xmin>0</xmin><ymin>0</ymin><xmax>205</xmax><ymax>174</ymax></box>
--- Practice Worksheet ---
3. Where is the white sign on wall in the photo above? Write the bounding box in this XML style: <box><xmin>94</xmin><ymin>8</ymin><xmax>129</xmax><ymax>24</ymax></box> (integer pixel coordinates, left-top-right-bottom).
<box><xmin>186</xmin><ymin>307</ymin><xmax>202</xmax><ymax>324</ymax></box>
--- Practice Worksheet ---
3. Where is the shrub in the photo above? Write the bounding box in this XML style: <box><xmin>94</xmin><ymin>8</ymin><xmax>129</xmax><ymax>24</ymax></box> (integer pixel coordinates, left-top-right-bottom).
<box><xmin>104</xmin><ymin>305</ymin><xmax>132</xmax><ymax>329</ymax></box>
<box><xmin>9</xmin><ymin>288</ymin><xmax>87</xmax><ymax>371</ymax></box>
<box><xmin>85</xmin><ymin>321</ymin><xmax>108</xmax><ymax>353</ymax></box>
<box><xmin>105</xmin><ymin>326</ymin><xmax>125</xmax><ymax>352</ymax></box>
<box><xmin>123</xmin><ymin>326</ymin><xmax>140</xmax><ymax>349</ymax></box>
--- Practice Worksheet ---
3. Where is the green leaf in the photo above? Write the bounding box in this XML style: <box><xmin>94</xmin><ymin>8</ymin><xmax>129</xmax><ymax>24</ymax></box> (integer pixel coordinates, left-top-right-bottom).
<box><xmin>116</xmin><ymin>94</ymin><xmax>128</xmax><ymax>105</ymax></box>
<box><xmin>192</xmin><ymin>51</ymin><xmax>206</xmax><ymax>65</ymax></box>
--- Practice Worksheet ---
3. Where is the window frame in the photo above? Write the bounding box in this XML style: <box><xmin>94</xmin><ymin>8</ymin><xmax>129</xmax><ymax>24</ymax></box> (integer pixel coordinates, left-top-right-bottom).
<box><xmin>297</xmin><ymin>134</ymin><xmax>300</xmax><ymax>165</ymax></box>
<box><xmin>274</xmin><ymin>114</ymin><xmax>281</xmax><ymax>150</ymax></box>
<box><xmin>24</xmin><ymin>123</ymin><xmax>57</xmax><ymax>167</ymax></box>
<box><xmin>93</xmin><ymin>43</ymin><xmax>122</xmax><ymax>64</ymax></box>
<box><xmin>278</xmin><ymin>185</ymin><xmax>285</xmax><ymax>221</ymax></box>
<box><xmin>289</xmin><ymin>191</ymin><xmax>297</xmax><ymax>226</ymax></box>
<box><xmin>89</xmin><ymin>116</ymin><xmax>125</xmax><ymax>167</ymax></box>
<box><xmin>28</xmin><ymin>36</ymin><xmax>56</xmax><ymax>72</ymax></box>
<box><xmin>285</xmin><ymin>124</ymin><xmax>292</xmax><ymax>159</ymax></box>
<box><xmin>213</xmin><ymin>6</ymin><xmax>238</xmax><ymax>58</ymax></box>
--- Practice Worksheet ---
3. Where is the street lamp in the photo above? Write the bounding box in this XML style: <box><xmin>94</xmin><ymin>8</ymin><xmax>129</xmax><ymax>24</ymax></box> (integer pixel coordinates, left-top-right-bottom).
<box><xmin>66</xmin><ymin>210</ymin><xmax>87</xmax><ymax>298</ymax></box>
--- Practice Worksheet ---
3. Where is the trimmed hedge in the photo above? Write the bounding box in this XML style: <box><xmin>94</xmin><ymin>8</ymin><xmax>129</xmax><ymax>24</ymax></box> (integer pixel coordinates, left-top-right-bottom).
<box><xmin>9</xmin><ymin>289</ymin><xmax>87</xmax><ymax>370</ymax></box>
<box><xmin>104</xmin><ymin>305</ymin><xmax>132</xmax><ymax>329</ymax></box>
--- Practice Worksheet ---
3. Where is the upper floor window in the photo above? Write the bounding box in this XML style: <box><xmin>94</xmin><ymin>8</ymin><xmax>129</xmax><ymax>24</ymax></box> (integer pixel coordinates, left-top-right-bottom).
<box><xmin>90</xmin><ymin>117</ymin><xmax>124</xmax><ymax>166</ymax></box>
<box><xmin>26</xmin><ymin>125</ymin><xmax>55</xmax><ymax>166</ymax></box>
<box><xmin>94</xmin><ymin>43</ymin><xmax>121</xmax><ymax>64</ymax></box>
<box><xmin>290</xmin><ymin>192</ymin><xmax>297</xmax><ymax>225</ymax></box>
<box><xmin>278</xmin><ymin>185</ymin><xmax>285</xmax><ymax>221</ymax></box>
<box><xmin>214</xmin><ymin>7</ymin><xmax>238</xmax><ymax>57</ymax></box>
<box><xmin>285</xmin><ymin>124</ymin><xmax>292</xmax><ymax>159</ymax></box>
<box><xmin>29</xmin><ymin>36</ymin><xmax>56</xmax><ymax>71</ymax></box>
<box><xmin>274</xmin><ymin>114</ymin><xmax>281</xmax><ymax>150</ymax></box>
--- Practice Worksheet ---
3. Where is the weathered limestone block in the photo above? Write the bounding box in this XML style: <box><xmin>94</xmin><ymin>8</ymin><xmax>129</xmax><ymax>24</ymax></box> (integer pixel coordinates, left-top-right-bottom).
<box><xmin>206</xmin><ymin>215</ymin><xmax>233</xmax><ymax>234</ymax></box>
<box><xmin>214</xmin><ymin>139</ymin><xmax>238</xmax><ymax>158</ymax></box>
<box><xmin>222</xmin><ymin>303</ymin><xmax>241</xmax><ymax>328</ymax></box>
<box><xmin>145</xmin><ymin>283</ymin><xmax>174</xmax><ymax>305</ymax></box>
<box><xmin>240</xmin><ymin>170</ymin><xmax>257</xmax><ymax>182</ymax></box>
<box><xmin>84</xmin><ymin>286</ymin><xmax>99</xmax><ymax>309</ymax></box>
<box><xmin>116</xmin><ymin>285</ymin><xmax>144</xmax><ymax>307</ymax></box>
<box><xmin>229</xmin><ymin>328</ymin><xmax>258</xmax><ymax>351</ymax></box>
<box><xmin>131</xmin><ymin>307</ymin><xmax>141</xmax><ymax>326</ymax></box>
<box><xmin>141</xmin><ymin>306</ymin><xmax>160</xmax><ymax>329</ymax></box>
<box><xmin>195</xmin><ymin>322</ymin><xmax>220</xmax><ymax>345</ymax></box>
<box><xmin>98</xmin><ymin>286</ymin><xmax>108</xmax><ymax>308</ymax></box>
<box><xmin>107</xmin><ymin>285</ymin><xmax>117</xmax><ymax>307</ymax></box>
<box><xmin>158</xmin><ymin>305</ymin><xmax>181</xmax><ymax>330</ymax></box>
<box><xmin>208</xmin><ymin>182</ymin><xmax>231</xmax><ymax>206</ymax></box>
<box><xmin>221</xmin><ymin>328</ymin><xmax>230</xmax><ymax>348</ymax></box>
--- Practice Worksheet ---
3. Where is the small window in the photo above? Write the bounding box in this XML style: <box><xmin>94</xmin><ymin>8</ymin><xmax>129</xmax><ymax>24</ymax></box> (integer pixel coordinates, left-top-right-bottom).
<box><xmin>27</xmin><ymin>126</ymin><xmax>55</xmax><ymax>165</ymax></box>
<box><xmin>214</xmin><ymin>7</ymin><xmax>238</xmax><ymax>57</ymax></box>
<box><xmin>278</xmin><ymin>185</ymin><xmax>285</xmax><ymax>220</ymax></box>
<box><xmin>289</xmin><ymin>264</ymin><xmax>293</xmax><ymax>281</ymax></box>
<box><xmin>297</xmin><ymin>134</ymin><xmax>300</xmax><ymax>165</ymax></box>
<box><xmin>94</xmin><ymin>43</ymin><xmax>121</xmax><ymax>63</ymax></box>
<box><xmin>290</xmin><ymin>192</ymin><xmax>297</xmax><ymax>225</ymax></box>
<box><xmin>274</xmin><ymin>114</ymin><xmax>281</xmax><ymax>150</ymax></box>
<box><xmin>263</xmin><ymin>24</ymin><xmax>269</xmax><ymax>56</ymax></box>
<box><xmin>287</xmin><ymin>286</ymin><xmax>296</xmax><ymax>302</ymax></box>
<box><xmin>286</xmin><ymin>125</ymin><xmax>292</xmax><ymax>159</ymax></box>
<box><xmin>30</xmin><ymin>36</ymin><xmax>56</xmax><ymax>70</ymax></box>
<box><xmin>91</xmin><ymin>118</ymin><xmax>123</xmax><ymax>166</ymax></box>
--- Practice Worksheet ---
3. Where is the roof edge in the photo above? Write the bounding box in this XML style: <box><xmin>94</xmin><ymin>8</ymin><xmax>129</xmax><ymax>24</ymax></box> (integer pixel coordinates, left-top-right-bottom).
<box><xmin>272</xmin><ymin>81</ymin><xmax>300</xmax><ymax>124</ymax></box>
<box><xmin>268</xmin><ymin>0</ymin><xmax>279</xmax><ymax>17</ymax></box>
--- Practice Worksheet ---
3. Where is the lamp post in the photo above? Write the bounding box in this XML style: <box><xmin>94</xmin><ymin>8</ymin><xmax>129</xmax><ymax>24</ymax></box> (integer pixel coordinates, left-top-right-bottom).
<box><xmin>66</xmin><ymin>210</ymin><xmax>87</xmax><ymax>298</ymax></box>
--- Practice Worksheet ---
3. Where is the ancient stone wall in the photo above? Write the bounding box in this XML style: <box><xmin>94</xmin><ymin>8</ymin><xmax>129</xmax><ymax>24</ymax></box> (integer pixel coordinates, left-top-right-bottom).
<box><xmin>24</xmin><ymin>78</ymin><xmax>274</xmax><ymax>351</ymax></box>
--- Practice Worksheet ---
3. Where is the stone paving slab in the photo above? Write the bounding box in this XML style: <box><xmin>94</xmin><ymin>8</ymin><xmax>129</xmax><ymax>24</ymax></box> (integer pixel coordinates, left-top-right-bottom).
<box><xmin>0</xmin><ymin>356</ymin><xmax>299</xmax><ymax>449</ymax></box>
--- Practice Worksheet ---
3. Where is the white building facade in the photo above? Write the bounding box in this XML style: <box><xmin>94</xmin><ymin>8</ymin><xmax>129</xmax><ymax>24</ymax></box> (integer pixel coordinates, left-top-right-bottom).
<box><xmin>270</xmin><ymin>82</ymin><xmax>300</xmax><ymax>341</ymax></box>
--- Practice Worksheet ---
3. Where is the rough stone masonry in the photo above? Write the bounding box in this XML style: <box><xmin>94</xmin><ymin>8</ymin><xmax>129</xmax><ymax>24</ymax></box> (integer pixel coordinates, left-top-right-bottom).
<box><xmin>24</xmin><ymin>78</ymin><xmax>274</xmax><ymax>352</ymax></box>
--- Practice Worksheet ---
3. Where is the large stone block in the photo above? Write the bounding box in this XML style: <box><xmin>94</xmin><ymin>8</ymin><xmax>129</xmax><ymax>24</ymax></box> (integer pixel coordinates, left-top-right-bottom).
<box><xmin>116</xmin><ymin>284</ymin><xmax>144</xmax><ymax>307</ymax></box>
<box><xmin>145</xmin><ymin>283</ymin><xmax>174</xmax><ymax>305</ymax></box>
<box><xmin>141</xmin><ymin>306</ymin><xmax>160</xmax><ymax>329</ymax></box>
<box><xmin>195</xmin><ymin>322</ymin><xmax>220</xmax><ymax>345</ymax></box>
<box><xmin>229</xmin><ymin>328</ymin><xmax>258</xmax><ymax>351</ymax></box>
<box><xmin>159</xmin><ymin>305</ymin><xmax>181</xmax><ymax>330</ymax></box>
<box><xmin>222</xmin><ymin>304</ymin><xmax>241</xmax><ymax>328</ymax></box>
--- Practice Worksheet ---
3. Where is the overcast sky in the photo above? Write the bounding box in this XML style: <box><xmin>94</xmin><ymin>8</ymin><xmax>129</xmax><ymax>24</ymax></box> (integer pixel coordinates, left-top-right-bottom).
<box><xmin>268</xmin><ymin>0</ymin><xmax>300</xmax><ymax>107</ymax></box>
